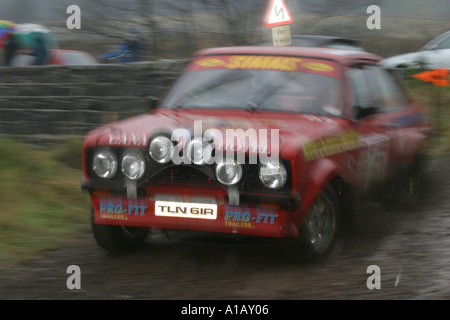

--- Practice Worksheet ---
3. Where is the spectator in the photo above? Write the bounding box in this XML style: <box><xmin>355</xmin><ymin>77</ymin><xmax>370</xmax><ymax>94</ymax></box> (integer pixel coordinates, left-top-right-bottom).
<box><xmin>4</xmin><ymin>34</ymin><xmax>17</xmax><ymax>66</ymax></box>
<box><xmin>31</xmin><ymin>35</ymin><xmax>48</xmax><ymax>65</ymax></box>
<box><xmin>127</xmin><ymin>33</ymin><xmax>142</xmax><ymax>62</ymax></box>
<box><xmin>98</xmin><ymin>28</ymin><xmax>143</xmax><ymax>63</ymax></box>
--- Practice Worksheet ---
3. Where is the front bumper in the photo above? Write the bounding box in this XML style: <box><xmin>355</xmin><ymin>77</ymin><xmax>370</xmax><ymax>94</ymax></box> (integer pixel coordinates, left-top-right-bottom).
<box><xmin>83</xmin><ymin>181</ymin><xmax>301</xmax><ymax>238</ymax></box>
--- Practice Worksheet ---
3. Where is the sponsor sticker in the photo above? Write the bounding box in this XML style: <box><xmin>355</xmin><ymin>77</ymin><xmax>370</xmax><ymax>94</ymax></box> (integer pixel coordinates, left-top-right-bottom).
<box><xmin>224</xmin><ymin>205</ymin><xmax>279</xmax><ymax>229</ymax></box>
<box><xmin>302</xmin><ymin>130</ymin><xmax>363</xmax><ymax>162</ymax></box>
<box><xmin>301</xmin><ymin>62</ymin><xmax>335</xmax><ymax>72</ymax></box>
<box><xmin>190</xmin><ymin>55</ymin><xmax>341</xmax><ymax>78</ymax></box>
<box><xmin>99</xmin><ymin>198</ymin><xmax>148</xmax><ymax>220</ymax></box>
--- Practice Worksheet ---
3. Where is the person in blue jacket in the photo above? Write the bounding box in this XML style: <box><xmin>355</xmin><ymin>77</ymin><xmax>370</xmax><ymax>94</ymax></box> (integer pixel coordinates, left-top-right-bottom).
<box><xmin>98</xmin><ymin>28</ymin><xmax>142</xmax><ymax>63</ymax></box>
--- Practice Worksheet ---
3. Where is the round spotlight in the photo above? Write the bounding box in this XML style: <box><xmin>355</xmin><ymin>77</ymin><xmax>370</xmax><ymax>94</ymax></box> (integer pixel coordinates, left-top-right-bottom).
<box><xmin>121</xmin><ymin>151</ymin><xmax>146</xmax><ymax>180</ymax></box>
<box><xmin>92</xmin><ymin>149</ymin><xmax>118</xmax><ymax>179</ymax></box>
<box><xmin>186</xmin><ymin>139</ymin><xmax>210</xmax><ymax>165</ymax></box>
<box><xmin>259</xmin><ymin>161</ymin><xmax>287</xmax><ymax>189</ymax></box>
<box><xmin>149</xmin><ymin>136</ymin><xmax>173</xmax><ymax>164</ymax></box>
<box><xmin>215</xmin><ymin>159</ymin><xmax>243</xmax><ymax>186</ymax></box>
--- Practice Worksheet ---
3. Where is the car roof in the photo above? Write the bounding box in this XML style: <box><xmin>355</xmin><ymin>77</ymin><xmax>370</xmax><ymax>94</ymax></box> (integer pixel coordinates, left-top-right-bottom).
<box><xmin>250</xmin><ymin>35</ymin><xmax>365</xmax><ymax>51</ymax></box>
<box><xmin>194</xmin><ymin>45</ymin><xmax>381</xmax><ymax>65</ymax></box>
<box><xmin>422</xmin><ymin>30</ymin><xmax>450</xmax><ymax>49</ymax></box>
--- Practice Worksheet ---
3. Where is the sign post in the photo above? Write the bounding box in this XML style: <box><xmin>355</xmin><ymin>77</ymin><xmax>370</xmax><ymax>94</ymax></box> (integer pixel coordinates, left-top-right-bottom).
<box><xmin>265</xmin><ymin>0</ymin><xmax>293</xmax><ymax>46</ymax></box>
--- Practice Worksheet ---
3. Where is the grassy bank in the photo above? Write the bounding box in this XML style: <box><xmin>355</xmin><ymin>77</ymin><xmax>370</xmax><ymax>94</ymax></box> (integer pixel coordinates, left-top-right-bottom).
<box><xmin>0</xmin><ymin>138</ymin><xmax>89</xmax><ymax>269</ymax></box>
<box><xmin>404</xmin><ymin>78</ymin><xmax>450</xmax><ymax>159</ymax></box>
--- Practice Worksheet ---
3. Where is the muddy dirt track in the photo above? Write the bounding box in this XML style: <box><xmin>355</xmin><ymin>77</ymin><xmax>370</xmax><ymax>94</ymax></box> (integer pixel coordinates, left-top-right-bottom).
<box><xmin>0</xmin><ymin>161</ymin><xmax>449</xmax><ymax>301</ymax></box>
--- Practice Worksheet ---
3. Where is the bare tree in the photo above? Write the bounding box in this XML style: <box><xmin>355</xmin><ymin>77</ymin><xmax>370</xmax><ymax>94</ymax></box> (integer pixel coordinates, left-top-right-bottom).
<box><xmin>295</xmin><ymin>0</ymin><xmax>385</xmax><ymax>36</ymax></box>
<box><xmin>200</xmin><ymin>0</ymin><xmax>267</xmax><ymax>45</ymax></box>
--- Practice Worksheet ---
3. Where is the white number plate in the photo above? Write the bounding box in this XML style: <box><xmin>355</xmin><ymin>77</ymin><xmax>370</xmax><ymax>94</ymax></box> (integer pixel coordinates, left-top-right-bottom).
<box><xmin>155</xmin><ymin>201</ymin><xmax>217</xmax><ymax>220</ymax></box>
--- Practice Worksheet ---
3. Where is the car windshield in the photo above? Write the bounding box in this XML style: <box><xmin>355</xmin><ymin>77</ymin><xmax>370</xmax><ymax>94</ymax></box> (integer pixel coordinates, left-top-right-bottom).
<box><xmin>161</xmin><ymin>55</ymin><xmax>343</xmax><ymax>116</ymax></box>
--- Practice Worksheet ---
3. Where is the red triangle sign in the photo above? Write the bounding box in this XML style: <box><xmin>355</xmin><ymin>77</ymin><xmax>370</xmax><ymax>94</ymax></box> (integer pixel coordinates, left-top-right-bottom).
<box><xmin>265</xmin><ymin>0</ymin><xmax>293</xmax><ymax>27</ymax></box>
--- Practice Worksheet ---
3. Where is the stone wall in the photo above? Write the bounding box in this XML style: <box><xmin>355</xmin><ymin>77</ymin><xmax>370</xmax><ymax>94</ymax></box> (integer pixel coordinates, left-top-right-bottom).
<box><xmin>0</xmin><ymin>60</ymin><xmax>187</xmax><ymax>146</ymax></box>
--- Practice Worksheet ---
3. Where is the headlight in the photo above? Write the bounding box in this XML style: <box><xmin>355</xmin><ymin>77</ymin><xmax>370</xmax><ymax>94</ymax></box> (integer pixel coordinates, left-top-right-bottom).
<box><xmin>121</xmin><ymin>151</ymin><xmax>145</xmax><ymax>180</ymax></box>
<box><xmin>259</xmin><ymin>161</ymin><xmax>287</xmax><ymax>189</ymax></box>
<box><xmin>216</xmin><ymin>159</ymin><xmax>243</xmax><ymax>186</ymax></box>
<box><xmin>149</xmin><ymin>136</ymin><xmax>173</xmax><ymax>163</ymax></box>
<box><xmin>92</xmin><ymin>149</ymin><xmax>118</xmax><ymax>179</ymax></box>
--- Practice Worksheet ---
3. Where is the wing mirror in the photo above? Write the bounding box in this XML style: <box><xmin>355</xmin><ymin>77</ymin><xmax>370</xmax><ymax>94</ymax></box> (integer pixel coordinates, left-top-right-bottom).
<box><xmin>353</xmin><ymin>104</ymin><xmax>379</xmax><ymax>120</ymax></box>
<box><xmin>146</xmin><ymin>96</ymin><xmax>159</xmax><ymax>111</ymax></box>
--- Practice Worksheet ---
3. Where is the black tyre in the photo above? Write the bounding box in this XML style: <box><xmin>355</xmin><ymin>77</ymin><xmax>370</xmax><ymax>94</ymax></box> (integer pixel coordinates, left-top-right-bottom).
<box><xmin>400</xmin><ymin>156</ymin><xmax>425</xmax><ymax>205</ymax></box>
<box><xmin>386</xmin><ymin>155</ymin><xmax>426</xmax><ymax>208</ymax></box>
<box><xmin>91</xmin><ymin>208</ymin><xmax>149</xmax><ymax>254</ymax></box>
<box><xmin>298</xmin><ymin>185</ymin><xmax>341</xmax><ymax>259</ymax></box>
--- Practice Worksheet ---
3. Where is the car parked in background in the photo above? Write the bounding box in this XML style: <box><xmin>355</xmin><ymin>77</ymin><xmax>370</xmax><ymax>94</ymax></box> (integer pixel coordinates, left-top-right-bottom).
<box><xmin>50</xmin><ymin>49</ymin><xmax>98</xmax><ymax>65</ymax></box>
<box><xmin>380</xmin><ymin>30</ymin><xmax>450</xmax><ymax>70</ymax></box>
<box><xmin>82</xmin><ymin>44</ymin><xmax>432</xmax><ymax>259</ymax></box>
<box><xmin>10</xmin><ymin>49</ymin><xmax>97</xmax><ymax>66</ymax></box>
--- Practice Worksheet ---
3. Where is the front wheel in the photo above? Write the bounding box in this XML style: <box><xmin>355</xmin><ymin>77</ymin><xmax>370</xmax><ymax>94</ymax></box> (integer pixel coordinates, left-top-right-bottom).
<box><xmin>298</xmin><ymin>185</ymin><xmax>341</xmax><ymax>259</ymax></box>
<box><xmin>401</xmin><ymin>156</ymin><xmax>425</xmax><ymax>205</ymax></box>
<box><xmin>385</xmin><ymin>156</ymin><xmax>426</xmax><ymax>208</ymax></box>
<box><xmin>91</xmin><ymin>208</ymin><xmax>149</xmax><ymax>254</ymax></box>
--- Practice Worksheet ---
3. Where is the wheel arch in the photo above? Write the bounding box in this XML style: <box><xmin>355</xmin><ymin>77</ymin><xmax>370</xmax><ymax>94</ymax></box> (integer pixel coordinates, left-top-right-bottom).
<box><xmin>300</xmin><ymin>158</ymin><xmax>341</xmax><ymax>217</ymax></box>
<box><xmin>402</xmin><ymin>130</ymin><xmax>430</xmax><ymax>166</ymax></box>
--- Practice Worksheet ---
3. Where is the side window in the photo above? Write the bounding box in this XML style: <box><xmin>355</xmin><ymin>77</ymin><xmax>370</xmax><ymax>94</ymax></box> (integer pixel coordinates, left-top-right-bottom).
<box><xmin>364</xmin><ymin>65</ymin><xmax>407</xmax><ymax>111</ymax></box>
<box><xmin>349</xmin><ymin>65</ymin><xmax>373</xmax><ymax>119</ymax></box>
<box><xmin>436</xmin><ymin>36</ymin><xmax>450</xmax><ymax>50</ymax></box>
<box><xmin>349</xmin><ymin>66</ymin><xmax>371</xmax><ymax>107</ymax></box>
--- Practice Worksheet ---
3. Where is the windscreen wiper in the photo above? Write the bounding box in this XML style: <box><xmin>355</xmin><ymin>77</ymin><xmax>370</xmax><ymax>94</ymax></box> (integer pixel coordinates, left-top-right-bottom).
<box><xmin>245</xmin><ymin>84</ymin><xmax>283</xmax><ymax>113</ymax></box>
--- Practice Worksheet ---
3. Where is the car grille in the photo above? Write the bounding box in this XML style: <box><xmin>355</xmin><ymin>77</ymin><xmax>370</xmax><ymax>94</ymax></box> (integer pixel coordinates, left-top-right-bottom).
<box><xmin>147</xmin><ymin>161</ymin><xmax>291</xmax><ymax>194</ymax></box>
<box><xmin>151</xmin><ymin>165</ymin><xmax>215</xmax><ymax>186</ymax></box>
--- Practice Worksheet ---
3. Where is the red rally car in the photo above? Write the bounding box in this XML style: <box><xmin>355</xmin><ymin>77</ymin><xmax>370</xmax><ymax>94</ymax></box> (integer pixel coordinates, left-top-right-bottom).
<box><xmin>82</xmin><ymin>45</ymin><xmax>432</xmax><ymax>258</ymax></box>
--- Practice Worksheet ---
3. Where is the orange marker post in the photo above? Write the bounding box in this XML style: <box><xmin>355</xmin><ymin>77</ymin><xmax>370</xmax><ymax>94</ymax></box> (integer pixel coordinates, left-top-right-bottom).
<box><xmin>411</xmin><ymin>68</ymin><xmax>450</xmax><ymax>87</ymax></box>
<box><xmin>412</xmin><ymin>68</ymin><xmax>450</xmax><ymax>135</ymax></box>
